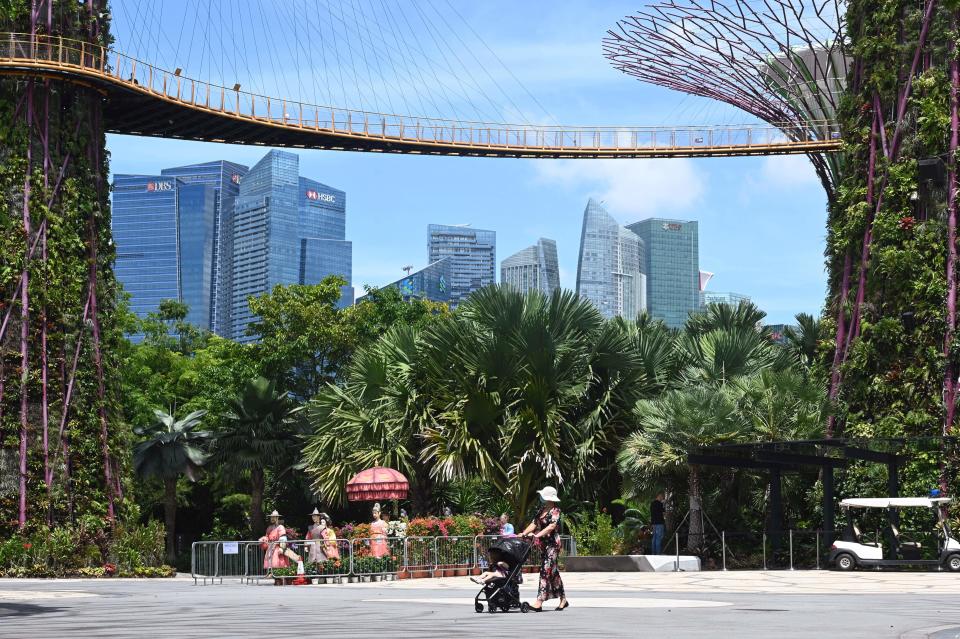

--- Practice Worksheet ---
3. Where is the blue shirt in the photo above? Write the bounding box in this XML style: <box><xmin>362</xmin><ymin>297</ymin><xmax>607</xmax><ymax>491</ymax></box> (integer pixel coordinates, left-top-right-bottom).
<box><xmin>501</xmin><ymin>523</ymin><xmax>515</xmax><ymax>535</ymax></box>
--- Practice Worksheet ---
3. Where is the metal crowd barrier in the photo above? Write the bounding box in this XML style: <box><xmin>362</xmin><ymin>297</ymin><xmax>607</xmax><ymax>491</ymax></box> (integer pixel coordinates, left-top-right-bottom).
<box><xmin>192</xmin><ymin>534</ymin><xmax>576</xmax><ymax>584</ymax></box>
<box><xmin>350</xmin><ymin>537</ymin><xmax>402</xmax><ymax>580</ymax></box>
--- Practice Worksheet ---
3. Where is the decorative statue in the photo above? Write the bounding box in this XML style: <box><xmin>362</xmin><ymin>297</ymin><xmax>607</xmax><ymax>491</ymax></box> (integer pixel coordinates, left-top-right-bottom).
<box><xmin>442</xmin><ymin>506</ymin><xmax>453</xmax><ymax>517</ymax></box>
<box><xmin>400</xmin><ymin>508</ymin><xmax>408</xmax><ymax>520</ymax></box>
<box><xmin>305</xmin><ymin>508</ymin><xmax>339</xmax><ymax>563</ymax></box>
<box><xmin>259</xmin><ymin>510</ymin><xmax>304</xmax><ymax>574</ymax></box>
<box><xmin>370</xmin><ymin>502</ymin><xmax>388</xmax><ymax>558</ymax></box>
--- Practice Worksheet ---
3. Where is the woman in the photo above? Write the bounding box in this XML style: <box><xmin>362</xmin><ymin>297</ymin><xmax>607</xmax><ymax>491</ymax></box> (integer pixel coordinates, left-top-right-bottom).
<box><xmin>521</xmin><ymin>486</ymin><xmax>568</xmax><ymax>611</ymax></box>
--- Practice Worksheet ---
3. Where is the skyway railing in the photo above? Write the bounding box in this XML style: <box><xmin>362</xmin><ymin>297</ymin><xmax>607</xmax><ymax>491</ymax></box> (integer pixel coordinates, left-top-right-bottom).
<box><xmin>0</xmin><ymin>33</ymin><xmax>842</xmax><ymax>157</ymax></box>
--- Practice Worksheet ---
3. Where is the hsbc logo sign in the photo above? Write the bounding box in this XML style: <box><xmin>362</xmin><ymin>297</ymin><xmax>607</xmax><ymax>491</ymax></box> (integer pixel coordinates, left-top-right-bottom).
<box><xmin>305</xmin><ymin>189</ymin><xmax>335</xmax><ymax>203</ymax></box>
<box><xmin>146</xmin><ymin>181</ymin><xmax>174</xmax><ymax>192</ymax></box>
<box><xmin>662</xmin><ymin>223</ymin><xmax>682</xmax><ymax>231</ymax></box>
<box><xmin>231</xmin><ymin>174</ymin><xmax>242</xmax><ymax>184</ymax></box>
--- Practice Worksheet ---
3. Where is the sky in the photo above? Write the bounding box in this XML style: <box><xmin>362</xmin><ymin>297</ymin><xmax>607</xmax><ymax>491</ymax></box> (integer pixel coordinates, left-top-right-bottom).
<box><xmin>105</xmin><ymin>0</ymin><xmax>829</xmax><ymax>324</ymax></box>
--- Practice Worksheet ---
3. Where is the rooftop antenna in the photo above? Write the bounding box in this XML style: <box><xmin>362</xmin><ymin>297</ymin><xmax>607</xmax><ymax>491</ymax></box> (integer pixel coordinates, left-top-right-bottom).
<box><xmin>402</xmin><ymin>265</ymin><xmax>413</xmax><ymax>276</ymax></box>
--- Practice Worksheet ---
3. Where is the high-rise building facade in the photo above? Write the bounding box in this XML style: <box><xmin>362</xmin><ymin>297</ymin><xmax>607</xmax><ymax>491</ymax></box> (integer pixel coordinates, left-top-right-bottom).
<box><xmin>501</xmin><ymin>238</ymin><xmax>560</xmax><ymax>297</ymax></box>
<box><xmin>113</xmin><ymin>175</ymin><xmax>184</xmax><ymax>332</ymax></box>
<box><xmin>427</xmin><ymin>224</ymin><xmax>496</xmax><ymax>306</ymax></box>
<box><xmin>160</xmin><ymin>160</ymin><xmax>247</xmax><ymax>336</ymax></box>
<box><xmin>575</xmin><ymin>199</ymin><xmax>646</xmax><ymax>320</ymax></box>
<box><xmin>627</xmin><ymin>218</ymin><xmax>699</xmax><ymax>329</ymax></box>
<box><xmin>299</xmin><ymin>176</ymin><xmax>353</xmax><ymax>307</ymax></box>
<box><xmin>383</xmin><ymin>258</ymin><xmax>453</xmax><ymax>303</ymax></box>
<box><xmin>703</xmin><ymin>291</ymin><xmax>751</xmax><ymax>307</ymax></box>
<box><xmin>231</xmin><ymin>150</ymin><xmax>352</xmax><ymax>341</ymax></box>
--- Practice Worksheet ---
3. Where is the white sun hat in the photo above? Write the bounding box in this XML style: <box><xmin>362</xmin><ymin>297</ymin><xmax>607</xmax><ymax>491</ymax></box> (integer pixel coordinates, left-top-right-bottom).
<box><xmin>268</xmin><ymin>510</ymin><xmax>281</xmax><ymax>518</ymax></box>
<box><xmin>310</xmin><ymin>508</ymin><xmax>321</xmax><ymax>516</ymax></box>
<box><xmin>537</xmin><ymin>486</ymin><xmax>560</xmax><ymax>503</ymax></box>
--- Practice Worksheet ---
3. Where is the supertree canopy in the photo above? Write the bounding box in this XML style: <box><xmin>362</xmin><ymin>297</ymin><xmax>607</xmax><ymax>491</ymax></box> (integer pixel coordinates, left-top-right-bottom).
<box><xmin>0</xmin><ymin>1</ymin><xmax>127</xmax><ymax>532</ymax></box>
<box><xmin>603</xmin><ymin>0</ymin><xmax>847</xmax><ymax>199</ymax></box>
<box><xmin>606</xmin><ymin>0</ymin><xmax>960</xmax><ymax>496</ymax></box>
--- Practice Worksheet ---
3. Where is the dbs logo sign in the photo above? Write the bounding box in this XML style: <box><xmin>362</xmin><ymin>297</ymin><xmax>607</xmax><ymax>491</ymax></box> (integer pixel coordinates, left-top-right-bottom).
<box><xmin>146</xmin><ymin>181</ymin><xmax>174</xmax><ymax>192</ymax></box>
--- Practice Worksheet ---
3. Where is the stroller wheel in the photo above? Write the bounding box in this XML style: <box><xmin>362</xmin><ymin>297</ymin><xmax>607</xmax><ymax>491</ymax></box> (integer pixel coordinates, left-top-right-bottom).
<box><xmin>475</xmin><ymin>602</ymin><xmax>484</xmax><ymax>613</ymax></box>
<box><xmin>500</xmin><ymin>604</ymin><xmax>511</xmax><ymax>613</ymax></box>
<box><xmin>521</xmin><ymin>602</ymin><xmax>531</xmax><ymax>614</ymax></box>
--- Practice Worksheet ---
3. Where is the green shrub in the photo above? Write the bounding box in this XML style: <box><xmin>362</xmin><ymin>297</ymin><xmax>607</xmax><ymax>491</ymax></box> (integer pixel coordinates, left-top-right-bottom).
<box><xmin>571</xmin><ymin>507</ymin><xmax>618</xmax><ymax>556</ymax></box>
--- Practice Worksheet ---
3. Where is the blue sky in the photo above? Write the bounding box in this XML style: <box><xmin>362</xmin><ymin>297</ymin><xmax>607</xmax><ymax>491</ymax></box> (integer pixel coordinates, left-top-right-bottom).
<box><xmin>106</xmin><ymin>0</ymin><xmax>829</xmax><ymax>324</ymax></box>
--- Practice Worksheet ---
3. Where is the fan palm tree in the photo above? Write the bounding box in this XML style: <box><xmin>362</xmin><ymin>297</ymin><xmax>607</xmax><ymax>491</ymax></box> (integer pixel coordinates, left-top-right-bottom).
<box><xmin>784</xmin><ymin>313</ymin><xmax>823</xmax><ymax>373</ymax></box>
<box><xmin>418</xmin><ymin>286</ymin><xmax>643</xmax><ymax>519</ymax></box>
<box><xmin>212</xmin><ymin>377</ymin><xmax>301</xmax><ymax>535</ymax></box>
<box><xmin>619</xmin><ymin>387</ymin><xmax>743</xmax><ymax>553</ymax></box>
<box><xmin>302</xmin><ymin>325</ymin><xmax>431</xmax><ymax>510</ymax></box>
<box><xmin>133</xmin><ymin>409</ymin><xmax>210</xmax><ymax>563</ymax></box>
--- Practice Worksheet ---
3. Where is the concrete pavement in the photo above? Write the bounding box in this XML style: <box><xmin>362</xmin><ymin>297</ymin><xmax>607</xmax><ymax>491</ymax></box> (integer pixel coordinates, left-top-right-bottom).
<box><xmin>0</xmin><ymin>571</ymin><xmax>957</xmax><ymax>638</ymax></box>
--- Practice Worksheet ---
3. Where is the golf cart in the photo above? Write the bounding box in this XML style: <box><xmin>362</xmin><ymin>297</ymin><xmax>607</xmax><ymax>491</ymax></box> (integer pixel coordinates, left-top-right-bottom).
<box><xmin>829</xmin><ymin>497</ymin><xmax>960</xmax><ymax>571</ymax></box>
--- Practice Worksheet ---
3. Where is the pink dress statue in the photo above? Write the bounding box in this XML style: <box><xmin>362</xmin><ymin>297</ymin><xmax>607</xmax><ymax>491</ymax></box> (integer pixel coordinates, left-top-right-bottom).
<box><xmin>370</xmin><ymin>518</ymin><xmax>388</xmax><ymax>558</ymax></box>
<box><xmin>261</xmin><ymin>524</ymin><xmax>291</xmax><ymax>570</ymax></box>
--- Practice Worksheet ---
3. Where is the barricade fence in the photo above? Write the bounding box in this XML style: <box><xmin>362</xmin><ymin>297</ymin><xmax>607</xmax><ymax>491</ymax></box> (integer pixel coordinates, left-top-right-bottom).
<box><xmin>192</xmin><ymin>534</ymin><xmax>575</xmax><ymax>584</ymax></box>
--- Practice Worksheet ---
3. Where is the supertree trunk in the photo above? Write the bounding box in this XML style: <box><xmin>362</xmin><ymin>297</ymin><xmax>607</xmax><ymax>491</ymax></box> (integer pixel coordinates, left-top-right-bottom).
<box><xmin>0</xmin><ymin>0</ymin><xmax>125</xmax><ymax>532</ymax></box>
<box><xmin>946</xmin><ymin>20</ymin><xmax>959</xmax><ymax>435</ymax></box>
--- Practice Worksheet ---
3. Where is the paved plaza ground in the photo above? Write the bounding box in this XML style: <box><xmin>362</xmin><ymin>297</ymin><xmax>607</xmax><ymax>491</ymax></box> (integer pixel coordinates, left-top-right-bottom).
<box><xmin>0</xmin><ymin>571</ymin><xmax>959</xmax><ymax>638</ymax></box>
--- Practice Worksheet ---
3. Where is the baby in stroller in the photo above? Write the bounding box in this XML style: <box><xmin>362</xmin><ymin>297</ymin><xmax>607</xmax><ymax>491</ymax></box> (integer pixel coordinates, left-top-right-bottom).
<box><xmin>473</xmin><ymin>538</ymin><xmax>532</xmax><ymax>613</ymax></box>
<box><xmin>471</xmin><ymin>550</ymin><xmax>510</xmax><ymax>585</ymax></box>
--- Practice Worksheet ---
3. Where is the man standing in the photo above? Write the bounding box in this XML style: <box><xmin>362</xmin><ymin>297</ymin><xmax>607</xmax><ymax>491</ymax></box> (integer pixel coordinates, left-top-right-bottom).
<box><xmin>650</xmin><ymin>492</ymin><xmax>666</xmax><ymax>555</ymax></box>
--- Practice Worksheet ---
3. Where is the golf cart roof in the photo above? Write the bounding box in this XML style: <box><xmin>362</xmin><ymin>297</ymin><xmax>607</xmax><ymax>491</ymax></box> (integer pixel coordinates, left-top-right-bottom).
<box><xmin>840</xmin><ymin>497</ymin><xmax>952</xmax><ymax>509</ymax></box>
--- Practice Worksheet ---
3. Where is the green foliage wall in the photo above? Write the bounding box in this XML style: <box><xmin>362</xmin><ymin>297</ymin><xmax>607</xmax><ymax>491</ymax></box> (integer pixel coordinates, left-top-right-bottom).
<box><xmin>827</xmin><ymin>0</ymin><xmax>960</xmax><ymax>495</ymax></box>
<box><xmin>0</xmin><ymin>2</ymin><xmax>129</xmax><ymax>532</ymax></box>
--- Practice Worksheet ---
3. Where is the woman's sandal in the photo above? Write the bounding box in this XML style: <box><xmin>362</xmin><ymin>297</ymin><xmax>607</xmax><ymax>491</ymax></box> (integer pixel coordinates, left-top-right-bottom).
<box><xmin>556</xmin><ymin>600</ymin><xmax>569</xmax><ymax>611</ymax></box>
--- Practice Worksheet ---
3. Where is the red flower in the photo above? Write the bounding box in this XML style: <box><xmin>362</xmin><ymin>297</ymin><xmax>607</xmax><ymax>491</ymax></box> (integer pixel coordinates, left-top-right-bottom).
<box><xmin>22</xmin><ymin>543</ymin><xmax>31</xmax><ymax>550</ymax></box>
<box><xmin>103</xmin><ymin>563</ymin><xmax>117</xmax><ymax>576</ymax></box>
<box><xmin>899</xmin><ymin>216</ymin><xmax>916</xmax><ymax>231</ymax></box>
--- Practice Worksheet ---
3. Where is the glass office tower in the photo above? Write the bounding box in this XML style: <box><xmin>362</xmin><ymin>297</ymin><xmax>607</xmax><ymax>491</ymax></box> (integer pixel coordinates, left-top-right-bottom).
<box><xmin>427</xmin><ymin>224</ymin><xmax>496</xmax><ymax>307</ymax></box>
<box><xmin>160</xmin><ymin>160</ymin><xmax>247</xmax><ymax>337</ymax></box>
<box><xmin>627</xmin><ymin>218</ymin><xmax>699</xmax><ymax>329</ymax></box>
<box><xmin>112</xmin><ymin>175</ymin><xmax>182</xmax><ymax>333</ymax></box>
<box><xmin>231</xmin><ymin>150</ymin><xmax>353</xmax><ymax>340</ymax></box>
<box><xmin>501</xmin><ymin>238</ymin><xmax>560</xmax><ymax>297</ymax></box>
<box><xmin>575</xmin><ymin>199</ymin><xmax>646</xmax><ymax>319</ymax></box>
<box><xmin>299</xmin><ymin>177</ymin><xmax>353</xmax><ymax>307</ymax></box>
<box><xmin>382</xmin><ymin>258</ymin><xmax>453</xmax><ymax>303</ymax></box>
<box><xmin>702</xmin><ymin>291</ymin><xmax>751</xmax><ymax>307</ymax></box>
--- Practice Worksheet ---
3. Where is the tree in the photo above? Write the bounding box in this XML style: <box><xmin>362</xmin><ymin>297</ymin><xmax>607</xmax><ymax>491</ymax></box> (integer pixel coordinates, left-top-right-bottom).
<box><xmin>246</xmin><ymin>277</ymin><xmax>351</xmax><ymax>398</ymax></box>
<box><xmin>619</xmin><ymin>387</ymin><xmax>742</xmax><ymax>553</ymax></box>
<box><xmin>133</xmin><ymin>409</ymin><xmax>210</xmax><ymax>563</ymax></box>
<box><xmin>343</xmin><ymin>285</ymin><xmax>449</xmax><ymax>346</ymax></box>
<box><xmin>784</xmin><ymin>312</ymin><xmax>823</xmax><ymax>373</ymax></box>
<box><xmin>211</xmin><ymin>377</ymin><xmax>302</xmax><ymax>535</ymax></box>
<box><xmin>302</xmin><ymin>325</ymin><xmax>431</xmax><ymax>510</ymax></box>
<box><xmin>416</xmin><ymin>286</ymin><xmax>644</xmax><ymax>519</ymax></box>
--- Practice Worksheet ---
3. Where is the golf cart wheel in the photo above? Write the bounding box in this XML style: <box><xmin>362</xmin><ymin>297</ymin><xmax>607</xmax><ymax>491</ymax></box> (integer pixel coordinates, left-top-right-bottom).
<box><xmin>834</xmin><ymin>553</ymin><xmax>856</xmax><ymax>571</ymax></box>
<box><xmin>945</xmin><ymin>554</ymin><xmax>960</xmax><ymax>573</ymax></box>
<box><xmin>475</xmin><ymin>602</ymin><xmax>484</xmax><ymax>613</ymax></box>
<box><xmin>521</xmin><ymin>602</ymin><xmax>531</xmax><ymax>613</ymax></box>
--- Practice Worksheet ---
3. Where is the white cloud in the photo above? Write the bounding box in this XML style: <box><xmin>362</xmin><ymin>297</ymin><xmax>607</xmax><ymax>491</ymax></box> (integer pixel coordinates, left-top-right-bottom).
<box><xmin>532</xmin><ymin>159</ymin><xmax>705</xmax><ymax>218</ymax></box>
<box><xmin>759</xmin><ymin>155</ymin><xmax>819</xmax><ymax>188</ymax></box>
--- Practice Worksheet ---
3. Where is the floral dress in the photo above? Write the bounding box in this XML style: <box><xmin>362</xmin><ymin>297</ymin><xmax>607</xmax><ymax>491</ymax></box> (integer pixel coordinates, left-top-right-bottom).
<box><xmin>533</xmin><ymin>507</ymin><xmax>565</xmax><ymax>602</ymax></box>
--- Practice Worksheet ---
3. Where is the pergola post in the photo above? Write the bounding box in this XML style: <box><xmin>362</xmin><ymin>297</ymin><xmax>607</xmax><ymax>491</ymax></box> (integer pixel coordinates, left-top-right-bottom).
<box><xmin>822</xmin><ymin>466</ymin><xmax>835</xmax><ymax>548</ymax></box>
<box><xmin>769</xmin><ymin>467</ymin><xmax>784</xmax><ymax>552</ymax></box>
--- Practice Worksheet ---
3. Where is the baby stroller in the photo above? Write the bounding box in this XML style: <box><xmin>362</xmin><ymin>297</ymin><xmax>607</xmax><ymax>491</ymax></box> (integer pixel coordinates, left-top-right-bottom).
<box><xmin>474</xmin><ymin>537</ymin><xmax>532</xmax><ymax>613</ymax></box>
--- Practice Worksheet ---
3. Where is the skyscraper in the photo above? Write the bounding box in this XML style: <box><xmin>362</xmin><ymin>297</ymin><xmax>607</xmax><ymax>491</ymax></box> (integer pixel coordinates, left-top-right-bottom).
<box><xmin>231</xmin><ymin>150</ymin><xmax>352</xmax><ymax>341</ymax></box>
<box><xmin>627</xmin><ymin>218</ymin><xmax>699</xmax><ymax>329</ymax></box>
<box><xmin>501</xmin><ymin>238</ymin><xmax>560</xmax><ymax>297</ymax></box>
<box><xmin>575</xmin><ymin>199</ymin><xmax>646</xmax><ymax>319</ymax></box>
<box><xmin>113</xmin><ymin>175</ymin><xmax>183</xmax><ymax>333</ymax></box>
<box><xmin>382</xmin><ymin>258</ymin><xmax>453</xmax><ymax>303</ymax></box>
<box><xmin>160</xmin><ymin>160</ymin><xmax>247</xmax><ymax>337</ymax></box>
<box><xmin>427</xmin><ymin>224</ymin><xmax>496</xmax><ymax>306</ymax></box>
<box><xmin>703</xmin><ymin>291</ymin><xmax>751</xmax><ymax>307</ymax></box>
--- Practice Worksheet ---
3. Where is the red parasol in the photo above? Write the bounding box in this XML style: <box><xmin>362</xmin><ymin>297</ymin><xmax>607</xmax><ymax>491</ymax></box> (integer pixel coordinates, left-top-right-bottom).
<box><xmin>346</xmin><ymin>466</ymin><xmax>409</xmax><ymax>502</ymax></box>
